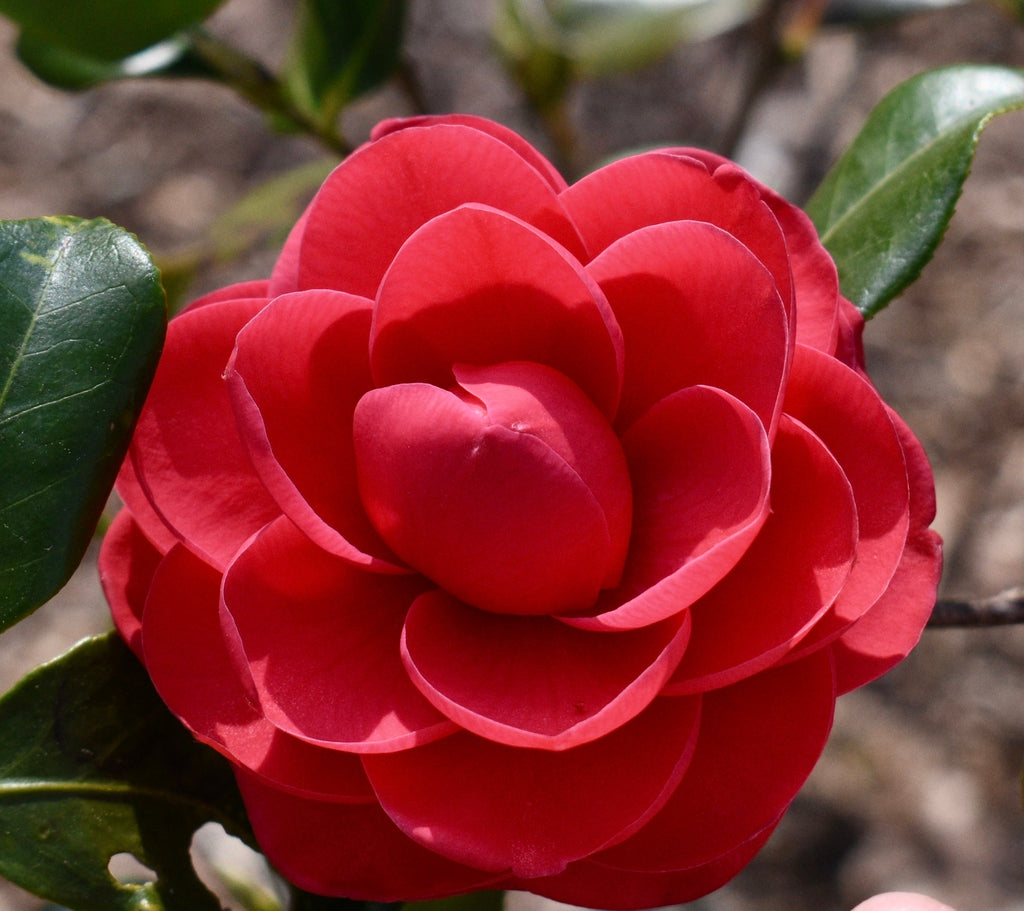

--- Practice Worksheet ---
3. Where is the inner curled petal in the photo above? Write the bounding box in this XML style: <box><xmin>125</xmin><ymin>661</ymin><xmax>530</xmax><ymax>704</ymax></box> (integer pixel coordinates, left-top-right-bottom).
<box><xmin>353</xmin><ymin>362</ymin><xmax>632</xmax><ymax>616</ymax></box>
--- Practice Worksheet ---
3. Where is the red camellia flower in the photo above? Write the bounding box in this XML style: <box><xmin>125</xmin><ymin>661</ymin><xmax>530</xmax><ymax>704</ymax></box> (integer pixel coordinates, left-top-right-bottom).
<box><xmin>100</xmin><ymin>114</ymin><xmax>942</xmax><ymax>908</ymax></box>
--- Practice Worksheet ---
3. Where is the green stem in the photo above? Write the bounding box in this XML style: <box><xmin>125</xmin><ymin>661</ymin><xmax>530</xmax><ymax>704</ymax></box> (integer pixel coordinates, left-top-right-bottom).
<box><xmin>185</xmin><ymin>27</ymin><xmax>352</xmax><ymax>157</ymax></box>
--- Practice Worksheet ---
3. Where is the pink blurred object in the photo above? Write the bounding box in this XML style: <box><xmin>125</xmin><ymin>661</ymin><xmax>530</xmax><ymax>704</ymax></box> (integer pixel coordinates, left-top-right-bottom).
<box><xmin>852</xmin><ymin>893</ymin><xmax>957</xmax><ymax>911</ymax></box>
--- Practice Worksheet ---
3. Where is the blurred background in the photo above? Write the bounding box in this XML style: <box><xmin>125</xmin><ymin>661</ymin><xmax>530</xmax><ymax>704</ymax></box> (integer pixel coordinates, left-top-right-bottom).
<box><xmin>0</xmin><ymin>0</ymin><xmax>1022</xmax><ymax>908</ymax></box>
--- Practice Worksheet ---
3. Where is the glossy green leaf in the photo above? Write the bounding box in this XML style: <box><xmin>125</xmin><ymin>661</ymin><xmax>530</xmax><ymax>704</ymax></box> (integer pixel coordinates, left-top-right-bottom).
<box><xmin>282</xmin><ymin>0</ymin><xmax>407</xmax><ymax>129</ymax></box>
<box><xmin>807</xmin><ymin>65</ymin><xmax>1024</xmax><ymax>317</ymax></box>
<box><xmin>408</xmin><ymin>890</ymin><xmax>505</xmax><ymax>911</ymax></box>
<box><xmin>15</xmin><ymin>32</ymin><xmax>214</xmax><ymax>90</ymax></box>
<box><xmin>0</xmin><ymin>217</ymin><xmax>165</xmax><ymax>632</ymax></box>
<box><xmin>0</xmin><ymin>633</ymin><xmax>251</xmax><ymax>911</ymax></box>
<box><xmin>0</xmin><ymin>0</ymin><xmax>226</xmax><ymax>61</ymax></box>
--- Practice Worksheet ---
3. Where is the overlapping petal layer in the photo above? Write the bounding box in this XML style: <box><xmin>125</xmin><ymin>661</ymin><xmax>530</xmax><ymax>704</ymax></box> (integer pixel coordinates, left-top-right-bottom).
<box><xmin>100</xmin><ymin>113</ymin><xmax>940</xmax><ymax>909</ymax></box>
<box><xmin>362</xmin><ymin>695</ymin><xmax>702</xmax><ymax>878</ymax></box>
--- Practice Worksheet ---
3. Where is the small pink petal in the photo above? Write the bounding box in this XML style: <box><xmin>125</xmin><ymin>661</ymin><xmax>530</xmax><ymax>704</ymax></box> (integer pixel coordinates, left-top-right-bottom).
<box><xmin>666</xmin><ymin>415</ymin><xmax>856</xmax><ymax>693</ymax></box>
<box><xmin>227</xmin><ymin>289</ymin><xmax>406</xmax><ymax>572</ymax></box>
<box><xmin>586</xmin><ymin>218</ymin><xmax>789</xmax><ymax>434</ymax></box>
<box><xmin>296</xmin><ymin>124</ymin><xmax>584</xmax><ymax>298</ymax></box>
<box><xmin>851</xmin><ymin>893</ymin><xmax>958</xmax><ymax>911</ymax></box>
<box><xmin>566</xmin><ymin>386</ymin><xmax>771</xmax><ymax>630</ymax></box>
<box><xmin>371</xmin><ymin>204</ymin><xmax>623</xmax><ymax>419</ymax></box>
<box><xmin>222</xmin><ymin>516</ymin><xmax>456</xmax><ymax>752</ymax></box>
<box><xmin>362</xmin><ymin>695</ymin><xmax>701</xmax><ymax>878</ymax></box>
<box><xmin>401</xmin><ymin>589</ymin><xmax>690</xmax><ymax>749</ymax></box>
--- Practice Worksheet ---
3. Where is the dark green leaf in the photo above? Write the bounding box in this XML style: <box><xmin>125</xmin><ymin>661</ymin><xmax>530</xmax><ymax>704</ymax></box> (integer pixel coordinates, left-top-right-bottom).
<box><xmin>807</xmin><ymin>64</ymin><xmax>1024</xmax><ymax>317</ymax></box>
<box><xmin>0</xmin><ymin>217</ymin><xmax>165</xmax><ymax>632</ymax></box>
<box><xmin>0</xmin><ymin>633</ymin><xmax>252</xmax><ymax>911</ymax></box>
<box><xmin>16</xmin><ymin>32</ymin><xmax>216</xmax><ymax>90</ymax></box>
<box><xmin>0</xmin><ymin>0</ymin><xmax>226</xmax><ymax>61</ymax></box>
<box><xmin>408</xmin><ymin>890</ymin><xmax>505</xmax><ymax>911</ymax></box>
<box><xmin>282</xmin><ymin>0</ymin><xmax>407</xmax><ymax>128</ymax></box>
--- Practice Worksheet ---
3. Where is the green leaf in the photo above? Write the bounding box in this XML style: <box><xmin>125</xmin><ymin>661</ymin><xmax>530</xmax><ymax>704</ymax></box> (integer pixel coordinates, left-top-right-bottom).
<box><xmin>408</xmin><ymin>890</ymin><xmax>505</xmax><ymax>911</ymax></box>
<box><xmin>0</xmin><ymin>0</ymin><xmax>227</xmax><ymax>61</ymax></box>
<box><xmin>282</xmin><ymin>0</ymin><xmax>407</xmax><ymax>129</ymax></box>
<box><xmin>15</xmin><ymin>32</ymin><xmax>215</xmax><ymax>90</ymax></box>
<box><xmin>0</xmin><ymin>632</ymin><xmax>252</xmax><ymax>911</ymax></box>
<box><xmin>0</xmin><ymin>217</ymin><xmax>165</xmax><ymax>632</ymax></box>
<box><xmin>807</xmin><ymin>64</ymin><xmax>1024</xmax><ymax>317</ymax></box>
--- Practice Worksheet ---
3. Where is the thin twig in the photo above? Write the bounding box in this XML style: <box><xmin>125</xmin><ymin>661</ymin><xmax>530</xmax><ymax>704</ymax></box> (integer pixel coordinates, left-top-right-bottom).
<box><xmin>928</xmin><ymin>587</ymin><xmax>1024</xmax><ymax>628</ymax></box>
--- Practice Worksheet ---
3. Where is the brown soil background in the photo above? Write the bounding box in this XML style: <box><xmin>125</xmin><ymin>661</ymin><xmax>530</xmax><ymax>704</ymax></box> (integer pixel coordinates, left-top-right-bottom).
<box><xmin>1</xmin><ymin>1</ymin><xmax>1023</xmax><ymax>909</ymax></box>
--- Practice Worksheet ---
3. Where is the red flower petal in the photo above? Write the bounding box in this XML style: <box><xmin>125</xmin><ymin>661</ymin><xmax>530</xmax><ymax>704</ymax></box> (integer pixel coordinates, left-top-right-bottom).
<box><xmin>267</xmin><ymin>205</ymin><xmax>310</xmax><ymax>297</ymax></box>
<box><xmin>226</xmin><ymin>289</ymin><xmax>406</xmax><ymax>572</ymax></box>
<box><xmin>129</xmin><ymin>297</ymin><xmax>279</xmax><ymax>570</ymax></box>
<box><xmin>371</xmin><ymin>203</ymin><xmax>623</xmax><ymax>419</ymax></box>
<box><xmin>831</xmin><ymin>408</ymin><xmax>942</xmax><ymax>693</ymax></box>
<box><xmin>371</xmin><ymin>114</ymin><xmax>568</xmax><ymax>193</ymax></box>
<box><xmin>401</xmin><ymin>589</ymin><xmax>691</xmax><ymax>749</ymax></box>
<box><xmin>353</xmin><ymin>368</ymin><xmax>625</xmax><ymax>616</ymax></box>
<box><xmin>560</xmin><ymin>151</ymin><xmax>793</xmax><ymax>314</ymax></box>
<box><xmin>362</xmin><ymin>695</ymin><xmax>701</xmax><ymax>878</ymax></box>
<box><xmin>520</xmin><ymin>819</ymin><xmax>779</xmax><ymax>909</ymax></box>
<box><xmin>140</xmin><ymin>540</ymin><xmax>377</xmax><ymax>802</ymax></box>
<box><xmin>296</xmin><ymin>124</ymin><xmax>585</xmax><ymax>298</ymax></box>
<box><xmin>670</xmin><ymin>147</ymin><xmax>841</xmax><ymax>353</ymax></box>
<box><xmin>98</xmin><ymin>510</ymin><xmax>162</xmax><ymax>658</ymax></box>
<box><xmin>586</xmin><ymin>218</ymin><xmax>789</xmax><ymax>433</ymax></box>
<box><xmin>784</xmin><ymin>346</ymin><xmax>912</xmax><ymax>655</ymax></box>
<box><xmin>595</xmin><ymin>649</ymin><xmax>834</xmax><ymax>872</ymax></box>
<box><xmin>565</xmin><ymin>386</ymin><xmax>771</xmax><ymax>630</ymax></box>
<box><xmin>666</xmin><ymin>416</ymin><xmax>857</xmax><ymax>693</ymax></box>
<box><xmin>222</xmin><ymin>516</ymin><xmax>455</xmax><ymax>752</ymax></box>
<box><xmin>236</xmin><ymin>770</ymin><xmax>503</xmax><ymax>901</ymax></box>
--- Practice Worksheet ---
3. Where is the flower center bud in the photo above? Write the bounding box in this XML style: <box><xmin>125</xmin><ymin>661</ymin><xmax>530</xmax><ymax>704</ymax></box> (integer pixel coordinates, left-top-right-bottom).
<box><xmin>353</xmin><ymin>361</ymin><xmax>632</xmax><ymax>616</ymax></box>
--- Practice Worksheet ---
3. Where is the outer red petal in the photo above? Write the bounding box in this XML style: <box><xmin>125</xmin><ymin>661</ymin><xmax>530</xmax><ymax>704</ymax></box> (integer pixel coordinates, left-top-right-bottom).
<box><xmin>831</xmin><ymin>409</ymin><xmax>942</xmax><ymax>693</ymax></box>
<box><xmin>559</xmin><ymin>151</ymin><xmax>794</xmax><ymax>315</ymax></box>
<box><xmin>362</xmin><ymin>695</ymin><xmax>702</xmax><ymax>879</ymax></box>
<box><xmin>666</xmin><ymin>416</ymin><xmax>856</xmax><ymax>693</ymax></box>
<box><xmin>236</xmin><ymin>770</ymin><xmax>503</xmax><ymax>901</ymax></box>
<box><xmin>371</xmin><ymin>203</ymin><xmax>623</xmax><ymax>420</ymax></box>
<box><xmin>226</xmin><ymin>289</ymin><xmax>405</xmax><ymax>572</ymax></box>
<box><xmin>129</xmin><ymin>296</ymin><xmax>279</xmax><ymax>570</ymax></box>
<box><xmin>98</xmin><ymin>509</ymin><xmax>162</xmax><ymax>658</ymax></box>
<box><xmin>401</xmin><ymin>589</ymin><xmax>690</xmax><ymax>749</ymax></box>
<box><xmin>371</xmin><ymin>114</ymin><xmax>568</xmax><ymax>193</ymax></box>
<box><xmin>784</xmin><ymin>346</ymin><xmax>912</xmax><ymax>655</ymax></box>
<box><xmin>140</xmin><ymin>540</ymin><xmax>377</xmax><ymax>802</ymax></box>
<box><xmin>267</xmin><ymin>205</ymin><xmax>310</xmax><ymax>297</ymax></box>
<box><xmin>586</xmin><ymin>218</ymin><xmax>789</xmax><ymax>434</ymax></box>
<box><xmin>296</xmin><ymin>124</ymin><xmax>585</xmax><ymax>298</ymax></box>
<box><xmin>671</xmin><ymin>147</ymin><xmax>842</xmax><ymax>353</ymax></box>
<box><xmin>595</xmin><ymin>649</ymin><xmax>835</xmax><ymax>873</ymax></box>
<box><xmin>566</xmin><ymin>386</ymin><xmax>771</xmax><ymax>631</ymax></box>
<box><xmin>520</xmin><ymin>818</ymin><xmax>780</xmax><ymax>909</ymax></box>
<box><xmin>221</xmin><ymin>516</ymin><xmax>456</xmax><ymax>752</ymax></box>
